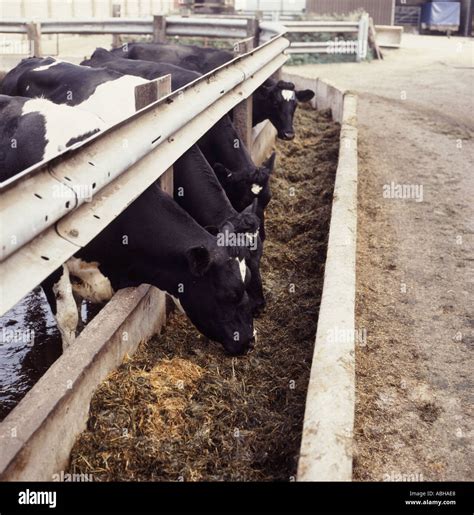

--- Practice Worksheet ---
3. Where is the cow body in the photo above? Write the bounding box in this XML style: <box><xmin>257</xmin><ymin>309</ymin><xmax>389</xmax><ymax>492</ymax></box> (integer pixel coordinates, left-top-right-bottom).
<box><xmin>0</xmin><ymin>57</ymin><xmax>148</xmax><ymax>125</ymax></box>
<box><xmin>111</xmin><ymin>41</ymin><xmax>232</xmax><ymax>74</ymax></box>
<box><xmin>0</xmin><ymin>94</ymin><xmax>105</xmax><ymax>181</ymax></box>
<box><xmin>110</xmin><ymin>42</ymin><xmax>315</xmax><ymax>139</ymax></box>
<box><xmin>174</xmin><ymin>145</ymin><xmax>265</xmax><ymax>315</ymax></box>
<box><xmin>81</xmin><ymin>47</ymin><xmax>201</xmax><ymax>90</ymax></box>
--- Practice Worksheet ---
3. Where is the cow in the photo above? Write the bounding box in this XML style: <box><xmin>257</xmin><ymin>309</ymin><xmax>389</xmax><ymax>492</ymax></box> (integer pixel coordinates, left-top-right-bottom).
<box><xmin>110</xmin><ymin>41</ymin><xmax>231</xmax><ymax>74</ymax></box>
<box><xmin>0</xmin><ymin>57</ymin><xmax>149</xmax><ymax>125</ymax></box>
<box><xmin>174</xmin><ymin>144</ymin><xmax>266</xmax><ymax>315</ymax></box>
<box><xmin>39</xmin><ymin>184</ymin><xmax>257</xmax><ymax>355</ymax></box>
<box><xmin>79</xmin><ymin>49</ymin><xmax>275</xmax><ymax>238</ymax></box>
<box><xmin>0</xmin><ymin>94</ymin><xmax>106</xmax><ymax>181</ymax></box>
<box><xmin>110</xmin><ymin>42</ymin><xmax>315</xmax><ymax>139</ymax></box>
<box><xmin>81</xmin><ymin>47</ymin><xmax>201</xmax><ymax>90</ymax></box>
<box><xmin>198</xmin><ymin>114</ymin><xmax>276</xmax><ymax>240</ymax></box>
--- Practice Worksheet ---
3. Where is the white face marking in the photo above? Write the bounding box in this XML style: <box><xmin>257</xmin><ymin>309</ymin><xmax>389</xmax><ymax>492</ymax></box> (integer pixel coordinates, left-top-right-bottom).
<box><xmin>52</xmin><ymin>264</ymin><xmax>79</xmax><ymax>351</ymax></box>
<box><xmin>66</xmin><ymin>257</ymin><xmax>114</xmax><ymax>304</ymax></box>
<box><xmin>171</xmin><ymin>295</ymin><xmax>185</xmax><ymax>314</ymax></box>
<box><xmin>22</xmin><ymin>98</ymin><xmax>106</xmax><ymax>161</ymax></box>
<box><xmin>34</xmin><ymin>59</ymin><xmax>63</xmax><ymax>72</ymax></box>
<box><xmin>251</xmin><ymin>183</ymin><xmax>263</xmax><ymax>195</ymax></box>
<box><xmin>281</xmin><ymin>89</ymin><xmax>296</xmax><ymax>102</ymax></box>
<box><xmin>235</xmin><ymin>258</ymin><xmax>247</xmax><ymax>283</ymax></box>
<box><xmin>253</xmin><ymin>328</ymin><xmax>258</xmax><ymax>342</ymax></box>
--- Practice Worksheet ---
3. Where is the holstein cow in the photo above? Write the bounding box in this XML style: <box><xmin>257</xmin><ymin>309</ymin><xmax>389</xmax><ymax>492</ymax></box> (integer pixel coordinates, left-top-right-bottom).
<box><xmin>0</xmin><ymin>94</ymin><xmax>106</xmax><ymax>181</ymax></box>
<box><xmin>0</xmin><ymin>57</ymin><xmax>149</xmax><ymax>125</ymax></box>
<box><xmin>1</xmin><ymin>128</ymin><xmax>256</xmax><ymax>354</ymax></box>
<box><xmin>39</xmin><ymin>184</ymin><xmax>257</xmax><ymax>355</ymax></box>
<box><xmin>111</xmin><ymin>42</ymin><xmax>315</xmax><ymax>139</ymax></box>
<box><xmin>1</xmin><ymin>79</ymin><xmax>256</xmax><ymax>356</ymax></box>
<box><xmin>174</xmin><ymin>144</ymin><xmax>266</xmax><ymax>316</ymax></box>
<box><xmin>80</xmin><ymin>48</ymin><xmax>275</xmax><ymax>239</ymax></box>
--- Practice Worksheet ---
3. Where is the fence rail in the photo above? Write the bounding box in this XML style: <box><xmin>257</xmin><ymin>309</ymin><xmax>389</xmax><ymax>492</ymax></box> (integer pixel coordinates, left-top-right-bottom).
<box><xmin>0</xmin><ymin>15</ymin><xmax>369</xmax><ymax>58</ymax></box>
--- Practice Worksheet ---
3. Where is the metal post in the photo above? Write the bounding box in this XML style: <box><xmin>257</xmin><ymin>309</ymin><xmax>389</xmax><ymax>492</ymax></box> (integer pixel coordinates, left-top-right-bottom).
<box><xmin>134</xmin><ymin>75</ymin><xmax>173</xmax><ymax>196</ymax></box>
<box><xmin>153</xmin><ymin>14</ymin><xmax>166</xmax><ymax>43</ymax></box>
<box><xmin>111</xmin><ymin>3</ymin><xmax>121</xmax><ymax>49</ymax></box>
<box><xmin>26</xmin><ymin>21</ymin><xmax>42</xmax><ymax>57</ymax></box>
<box><xmin>134</xmin><ymin>74</ymin><xmax>173</xmax><ymax>320</ymax></box>
<box><xmin>247</xmin><ymin>16</ymin><xmax>259</xmax><ymax>48</ymax></box>
<box><xmin>232</xmin><ymin>31</ymin><xmax>255</xmax><ymax>151</ymax></box>
<box><xmin>357</xmin><ymin>13</ymin><xmax>369</xmax><ymax>62</ymax></box>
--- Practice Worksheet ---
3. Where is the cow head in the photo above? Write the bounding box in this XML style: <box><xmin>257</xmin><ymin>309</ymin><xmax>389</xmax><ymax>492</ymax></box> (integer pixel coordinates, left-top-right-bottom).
<box><xmin>260</xmin><ymin>80</ymin><xmax>315</xmax><ymax>140</ymax></box>
<box><xmin>177</xmin><ymin>243</ymin><xmax>256</xmax><ymax>356</ymax></box>
<box><xmin>221</xmin><ymin>200</ymin><xmax>265</xmax><ymax>317</ymax></box>
<box><xmin>214</xmin><ymin>152</ymin><xmax>276</xmax><ymax>234</ymax></box>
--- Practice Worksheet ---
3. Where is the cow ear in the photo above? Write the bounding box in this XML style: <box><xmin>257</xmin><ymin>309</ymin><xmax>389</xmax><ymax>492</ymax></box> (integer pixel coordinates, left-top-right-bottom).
<box><xmin>214</xmin><ymin>163</ymin><xmax>233</xmax><ymax>182</ymax></box>
<box><xmin>296</xmin><ymin>89</ymin><xmax>315</xmax><ymax>103</ymax></box>
<box><xmin>262</xmin><ymin>151</ymin><xmax>276</xmax><ymax>173</ymax></box>
<box><xmin>185</xmin><ymin>245</ymin><xmax>212</xmax><ymax>277</ymax></box>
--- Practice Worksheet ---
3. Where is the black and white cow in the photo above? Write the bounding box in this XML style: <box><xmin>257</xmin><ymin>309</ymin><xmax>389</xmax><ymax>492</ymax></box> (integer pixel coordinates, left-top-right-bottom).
<box><xmin>110</xmin><ymin>42</ymin><xmax>315</xmax><ymax>139</ymax></box>
<box><xmin>253</xmin><ymin>79</ymin><xmax>315</xmax><ymax>140</ymax></box>
<box><xmin>79</xmin><ymin>49</ymin><xmax>275</xmax><ymax>238</ymax></box>
<box><xmin>0</xmin><ymin>57</ymin><xmax>149</xmax><ymax>125</ymax></box>
<box><xmin>0</xmin><ymin>94</ymin><xmax>106</xmax><ymax>181</ymax></box>
<box><xmin>39</xmin><ymin>184</ymin><xmax>256</xmax><ymax>355</ymax></box>
<box><xmin>174</xmin><ymin>144</ymin><xmax>266</xmax><ymax>315</ymax></box>
<box><xmin>1</xmin><ymin>123</ymin><xmax>257</xmax><ymax>354</ymax></box>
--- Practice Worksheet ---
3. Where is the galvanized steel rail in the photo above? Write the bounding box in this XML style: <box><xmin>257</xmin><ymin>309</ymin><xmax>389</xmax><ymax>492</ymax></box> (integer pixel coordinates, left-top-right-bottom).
<box><xmin>0</xmin><ymin>15</ymin><xmax>367</xmax><ymax>56</ymax></box>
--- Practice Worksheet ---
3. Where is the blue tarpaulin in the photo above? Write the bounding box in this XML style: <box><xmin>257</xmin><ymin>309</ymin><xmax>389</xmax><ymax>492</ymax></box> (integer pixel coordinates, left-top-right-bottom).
<box><xmin>421</xmin><ymin>2</ymin><xmax>461</xmax><ymax>27</ymax></box>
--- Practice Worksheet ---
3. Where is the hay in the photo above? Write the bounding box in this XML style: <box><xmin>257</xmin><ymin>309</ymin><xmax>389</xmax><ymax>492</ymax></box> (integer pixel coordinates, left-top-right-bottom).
<box><xmin>68</xmin><ymin>107</ymin><xmax>340</xmax><ymax>481</ymax></box>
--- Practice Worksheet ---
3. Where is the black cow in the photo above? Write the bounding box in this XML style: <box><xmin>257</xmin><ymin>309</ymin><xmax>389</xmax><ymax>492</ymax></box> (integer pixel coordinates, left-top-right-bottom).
<box><xmin>0</xmin><ymin>94</ymin><xmax>105</xmax><ymax>181</ymax></box>
<box><xmin>78</xmin><ymin>49</ymin><xmax>275</xmax><ymax>238</ymax></box>
<box><xmin>174</xmin><ymin>144</ymin><xmax>266</xmax><ymax>315</ymax></box>
<box><xmin>0</xmin><ymin>57</ymin><xmax>149</xmax><ymax>126</ymax></box>
<box><xmin>40</xmin><ymin>185</ymin><xmax>256</xmax><ymax>355</ymax></box>
<box><xmin>110</xmin><ymin>41</ymin><xmax>231</xmax><ymax>74</ymax></box>
<box><xmin>81</xmin><ymin>47</ymin><xmax>201</xmax><ymax>90</ymax></box>
<box><xmin>111</xmin><ymin>42</ymin><xmax>315</xmax><ymax>139</ymax></box>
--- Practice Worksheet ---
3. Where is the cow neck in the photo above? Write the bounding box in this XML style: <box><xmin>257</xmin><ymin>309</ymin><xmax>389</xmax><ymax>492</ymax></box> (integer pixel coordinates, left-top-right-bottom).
<box><xmin>205</xmin><ymin>115</ymin><xmax>254</xmax><ymax>173</ymax></box>
<box><xmin>175</xmin><ymin>145</ymin><xmax>235</xmax><ymax>227</ymax></box>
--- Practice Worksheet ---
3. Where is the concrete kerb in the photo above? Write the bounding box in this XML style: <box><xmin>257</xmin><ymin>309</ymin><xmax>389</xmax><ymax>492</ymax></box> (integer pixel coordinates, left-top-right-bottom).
<box><xmin>281</xmin><ymin>71</ymin><xmax>358</xmax><ymax>481</ymax></box>
<box><xmin>0</xmin><ymin>285</ymin><xmax>166</xmax><ymax>481</ymax></box>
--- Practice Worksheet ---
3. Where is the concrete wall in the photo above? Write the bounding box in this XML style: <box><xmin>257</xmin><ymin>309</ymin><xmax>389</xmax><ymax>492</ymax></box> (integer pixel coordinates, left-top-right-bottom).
<box><xmin>281</xmin><ymin>72</ymin><xmax>358</xmax><ymax>481</ymax></box>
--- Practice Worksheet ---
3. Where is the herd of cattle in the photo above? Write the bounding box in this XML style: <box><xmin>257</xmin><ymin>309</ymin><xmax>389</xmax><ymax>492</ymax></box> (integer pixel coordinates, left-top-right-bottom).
<box><xmin>0</xmin><ymin>41</ymin><xmax>315</xmax><ymax>356</ymax></box>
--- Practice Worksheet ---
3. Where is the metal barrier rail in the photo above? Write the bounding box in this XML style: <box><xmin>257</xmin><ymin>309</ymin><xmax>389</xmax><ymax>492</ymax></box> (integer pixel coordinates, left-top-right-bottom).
<box><xmin>0</xmin><ymin>15</ymin><xmax>284</xmax><ymax>44</ymax></box>
<box><xmin>0</xmin><ymin>32</ymin><xmax>289</xmax><ymax>315</ymax></box>
<box><xmin>0</xmin><ymin>16</ymin><xmax>367</xmax><ymax>56</ymax></box>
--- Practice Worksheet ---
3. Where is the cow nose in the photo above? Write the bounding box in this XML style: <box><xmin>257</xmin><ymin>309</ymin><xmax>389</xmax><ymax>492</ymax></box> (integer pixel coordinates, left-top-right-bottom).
<box><xmin>283</xmin><ymin>131</ymin><xmax>295</xmax><ymax>140</ymax></box>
